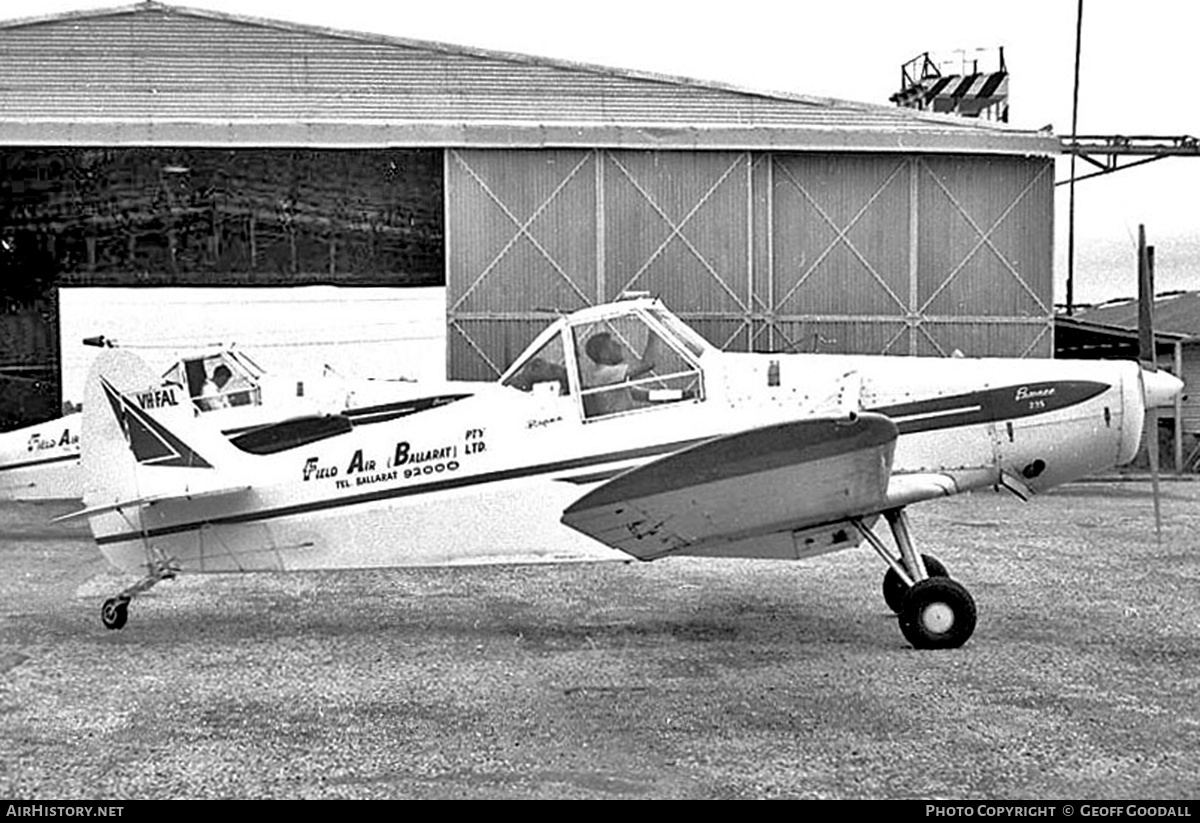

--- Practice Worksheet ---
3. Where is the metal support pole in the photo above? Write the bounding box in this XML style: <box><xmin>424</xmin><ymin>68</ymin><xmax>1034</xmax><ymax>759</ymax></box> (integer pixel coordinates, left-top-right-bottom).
<box><xmin>1066</xmin><ymin>0</ymin><xmax>1084</xmax><ymax>315</ymax></box>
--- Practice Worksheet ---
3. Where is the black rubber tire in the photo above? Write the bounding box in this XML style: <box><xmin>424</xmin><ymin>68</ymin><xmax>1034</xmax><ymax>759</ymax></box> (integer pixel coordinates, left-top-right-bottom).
<box><xmin>101</xmin><ymin>597</ymin><xmax>129</xmax><ymax>631</ymax></box>
<box><xmin>898</xmin><ymin>577</ymin><xmax>977</xmax><ymax>650</ymax></box>
<box><xmin>882</xmin><ymin>553</ymin><xmax>949</xmax><ymax>614</ymax></box>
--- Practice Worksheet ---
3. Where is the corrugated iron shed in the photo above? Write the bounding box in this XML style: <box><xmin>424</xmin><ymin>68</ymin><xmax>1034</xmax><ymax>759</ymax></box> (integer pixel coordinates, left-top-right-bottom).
<box><xmin>1071</xmin><ymin>291</ymin><xmax>1200</xmax><ymax>339</ymax></box>
<box><xmin>1055</xmin><ymin>313</ymin><xmax>1188</xmax><ymax>359</ymax></box>
<box><xmin>0</xmin><ymin>2</ymin><xmax>1060</xmax><ymax>154</ymax></box>
<box><xmin>1061</xmin><ymin>294</ymin><xmax>1199</xmax><ymax>451</ymax></box>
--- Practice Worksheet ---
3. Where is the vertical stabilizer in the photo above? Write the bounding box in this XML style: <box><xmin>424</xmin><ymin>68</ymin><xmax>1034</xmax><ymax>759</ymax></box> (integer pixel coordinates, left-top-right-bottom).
<box><xmin>81</xmin><ymin>349</ymin><xmax>249</xmax><ymax>511</ymax></box>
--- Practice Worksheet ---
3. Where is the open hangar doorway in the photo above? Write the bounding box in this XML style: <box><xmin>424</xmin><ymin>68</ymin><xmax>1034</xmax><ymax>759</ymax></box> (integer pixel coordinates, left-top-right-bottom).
<box><xmin>0</xmin><ymin>147</ymin><xmax>446</xmax><ymax>428</ymax></box>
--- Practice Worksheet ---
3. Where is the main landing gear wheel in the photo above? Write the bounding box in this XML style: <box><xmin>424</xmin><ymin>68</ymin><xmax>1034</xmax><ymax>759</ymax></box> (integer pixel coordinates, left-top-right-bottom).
<box><xmin>882</xmin><ymin>553</ymin><xmax>948</xmax><ymax>614</ymax></box>
<box><xmin>852</xmin><ymin>509</ymin><xmax>979</xmax><ymax>649</ymax></box>
<box><xmin>898</xmin><ymin>578</ymin><xmax>977</xmax><ymax>650</ymax></box>
<box><xmin>101</xmin><ymin>597</ymin><xmax>130</xmax><ymax>631</ymax></box>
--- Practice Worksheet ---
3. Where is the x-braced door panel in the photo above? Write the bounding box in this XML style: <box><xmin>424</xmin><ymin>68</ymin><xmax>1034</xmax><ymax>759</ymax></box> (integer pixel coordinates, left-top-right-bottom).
<box><xmin>602</xmin><ymin>151</ymin><xmax>751</xmax><ymax>322</ymax></box>
<box><xmin>915</xmin><ymin>155</ymin><xmax>1053</xmax><ymax>357</ymax></box>
<box><xmin>764</xmin><ymin>154</ymin><xmax>912</xmax><ymax>354</ymax></box>
<box><xmin>448</xmin><ymin>149</ymin><xmax>598</xmax><ymax>314</ymax></box>
<box><xmin>447</xmin><ymin>149</ymin><xmax>600</xmax><ymax>378</ymax></box>
<box><xmin>916</xmin><ymin>156</ymin><xmax>1052</xmax><ymax>316</ymax></box>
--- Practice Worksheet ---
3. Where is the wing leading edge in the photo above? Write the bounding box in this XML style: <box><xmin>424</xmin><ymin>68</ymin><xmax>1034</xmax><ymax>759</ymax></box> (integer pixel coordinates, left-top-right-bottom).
<box><xmin>562</xmin><ymin>413</ymin><xmax>901</xmax><ymax>561</ymax></box>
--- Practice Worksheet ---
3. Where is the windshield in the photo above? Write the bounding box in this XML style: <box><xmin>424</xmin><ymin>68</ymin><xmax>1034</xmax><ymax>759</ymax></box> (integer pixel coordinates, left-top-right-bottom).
<box><xmin>572</xmin><ymin>310</ymin><xmax>702</xmax><ymax>420</ymax></box>
<box><xmin>647</xmin><ymin>308</ymin><xmax>710</xmax><ymax>358</ymax></box>
<box><xmin>500</xmin><ymin>331</ymin><xmax>571</xmax><ymax>395</ymax></box>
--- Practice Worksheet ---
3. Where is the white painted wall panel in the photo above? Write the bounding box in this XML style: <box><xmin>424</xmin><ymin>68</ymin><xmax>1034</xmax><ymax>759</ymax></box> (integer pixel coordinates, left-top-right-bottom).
<box><xmin>58</xmin><ymin>286</ymin><xmax>446</xmax><ymax>403</ymax></box>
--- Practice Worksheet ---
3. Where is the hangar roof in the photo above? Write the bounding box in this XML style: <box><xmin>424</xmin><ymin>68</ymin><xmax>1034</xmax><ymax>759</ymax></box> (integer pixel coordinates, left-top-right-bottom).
<box><xmin>0</xmin><ymin>2</ymin><xmax>1060</xmax><ymax>155</ymax></box>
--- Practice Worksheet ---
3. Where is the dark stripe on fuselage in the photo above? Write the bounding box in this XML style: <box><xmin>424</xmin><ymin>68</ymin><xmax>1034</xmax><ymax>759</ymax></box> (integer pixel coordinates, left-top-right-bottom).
<box><xmin>0</xmin><ymin>453</ymin><xmax>77</xmax><ymax>473</ymax></box>
<box><xmin>870</xmin><ymin>380</ymin><xmax>1109</xmax><ymax>435</ymax></box>
<box><xmin>221</xmin><ymin>394</ymin><xmax>474</xmax><ymax>438</ymax></box>
<box><xmin>94</xmin><ymin>379</ymin><xmax>1112</xmax><ymax>545</ymax></box>
<box><xmin>343</xmin><ymin>394</ymin><xmax>473</xmax><ymax>426</ymax></box>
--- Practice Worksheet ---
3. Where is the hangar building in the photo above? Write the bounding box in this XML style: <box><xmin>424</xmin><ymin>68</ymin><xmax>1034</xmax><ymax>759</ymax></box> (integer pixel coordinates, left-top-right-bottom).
<box><xmin>0</xmin><ymin>2</ymin><xmax>1060</xmax><ymax>429</ymax></box>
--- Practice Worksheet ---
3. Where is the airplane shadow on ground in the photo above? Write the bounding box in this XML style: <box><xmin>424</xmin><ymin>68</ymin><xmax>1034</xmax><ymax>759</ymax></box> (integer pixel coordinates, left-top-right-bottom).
<box><xmin>79</xmin><ymin>567</ymin><xmax>895</xmax><ymax>660</ymax></box>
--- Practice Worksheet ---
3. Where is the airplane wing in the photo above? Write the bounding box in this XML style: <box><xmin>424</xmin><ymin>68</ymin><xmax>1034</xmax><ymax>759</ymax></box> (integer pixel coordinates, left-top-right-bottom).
<box><xmin>562</xmin><ymin>413</ymin><xmax>903</xmax><ymax>561</ymax></box>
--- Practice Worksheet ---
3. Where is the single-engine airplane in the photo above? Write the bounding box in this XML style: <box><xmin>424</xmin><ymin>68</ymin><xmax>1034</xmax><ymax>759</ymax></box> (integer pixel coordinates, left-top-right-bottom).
<box><xmin>64</xmin><ymin>296</ymin><xmax>1182</xmax><ymax>648</ymax></box>
<box><xmin>0</xmin><ymin>343</ymin><xmax>434</xmax><ymax>500</ymax></box>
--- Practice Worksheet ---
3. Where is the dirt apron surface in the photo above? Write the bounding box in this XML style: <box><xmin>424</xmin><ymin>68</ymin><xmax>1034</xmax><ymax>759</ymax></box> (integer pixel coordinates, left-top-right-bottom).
<box><xmin>1</xmin><ymin>483</ymin><xmax>1198</xmax><ymax>799</ymax></box>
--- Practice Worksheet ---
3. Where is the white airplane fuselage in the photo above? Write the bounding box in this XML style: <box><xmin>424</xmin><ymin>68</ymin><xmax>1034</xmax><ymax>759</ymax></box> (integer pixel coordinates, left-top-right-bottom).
<box><xmin>0</xmin><ymin>414</ymin><xmax>81</xmax><ymax>500</ymax></box>
<box><xmin>85</xmin><ymin>344</ymin><xmax>1155</xmax><ymax>578</ymax></box>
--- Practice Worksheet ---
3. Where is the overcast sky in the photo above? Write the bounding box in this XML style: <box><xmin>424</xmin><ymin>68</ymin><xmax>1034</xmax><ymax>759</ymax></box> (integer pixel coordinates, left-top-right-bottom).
<box><xmin>5</xmin><ymin>0</ymin><xmax>1200</xmax><ymax>302</ymax></box>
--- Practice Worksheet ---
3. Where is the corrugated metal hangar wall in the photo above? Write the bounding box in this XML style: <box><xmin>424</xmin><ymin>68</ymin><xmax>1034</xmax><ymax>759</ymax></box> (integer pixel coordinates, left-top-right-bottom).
<box><xmin>0</xmin><ymin>3</ymin><xmax>1060</xmax><ymax>427</ymax></box>
<box><xmin>447</xmin><ymin>149</ymin><xmax>1053</xmax><ymax>379</ymax></box>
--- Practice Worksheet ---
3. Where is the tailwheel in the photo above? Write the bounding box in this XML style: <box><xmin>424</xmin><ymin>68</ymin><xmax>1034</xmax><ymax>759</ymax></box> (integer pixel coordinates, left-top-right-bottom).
<box><xmin>100</xmin><ymin>597</ymin><xmax>130</xmax><ymax>631</ymax></box>
<box><xmin>898</xmin><ymin>578</ymin><xmax>977</xmax><ymax>650</ymax></box>
<box><xmin>98</xmin><ymin>550</ymin><xmax>178</xmax><ymax>630</ymax></box>
<box><xmin>882</xmin><ymin>553</ymin><xmax>948</xmax><ymax>614</ymax></box>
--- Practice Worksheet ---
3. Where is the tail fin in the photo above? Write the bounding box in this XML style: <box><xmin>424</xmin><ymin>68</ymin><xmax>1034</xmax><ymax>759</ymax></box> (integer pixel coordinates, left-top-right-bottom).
<box><xmin>96</xmin><ymin>373</ymin><xmax>214</xmax><ymax>469</ymax></box>
<box><xmin>81</xmin><ymin>349</ymin><xmax>250</xmax><ymax>508</ymax></box>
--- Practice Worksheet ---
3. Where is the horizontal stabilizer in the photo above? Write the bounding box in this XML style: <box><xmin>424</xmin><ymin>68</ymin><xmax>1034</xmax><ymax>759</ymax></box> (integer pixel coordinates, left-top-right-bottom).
<box><xmin>53</xmin><ymin>483</ymin><xmax>252</xmax><ymax>522</ymax></box>
<box><xmin>562</xmin><ymin>413</ymin><xmax>898</xmax><ymax>560</ymax></box>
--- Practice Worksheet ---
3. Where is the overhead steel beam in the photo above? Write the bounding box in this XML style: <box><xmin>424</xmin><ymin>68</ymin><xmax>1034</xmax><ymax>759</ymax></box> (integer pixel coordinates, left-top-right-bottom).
<box><xmin>1057</xmin><ymin>134</ymin><xmax>1200</xmax><ymax>185</ymax></box>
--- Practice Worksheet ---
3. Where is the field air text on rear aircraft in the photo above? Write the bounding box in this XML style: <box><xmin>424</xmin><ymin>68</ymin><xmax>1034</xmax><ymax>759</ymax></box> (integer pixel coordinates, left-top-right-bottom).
<box><xmin>27</xmin><ymin>429</ymin><xmax>77</xmax><ymax>452</ymax></box>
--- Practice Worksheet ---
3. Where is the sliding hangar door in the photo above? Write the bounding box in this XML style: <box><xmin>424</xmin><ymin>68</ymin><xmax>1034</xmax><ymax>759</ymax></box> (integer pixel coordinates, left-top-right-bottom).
<box><xmin>446</xmin><ymin>148</ymin><xmax>1053</xmax><ymax>380</ymax></box>
<box><xmin>1</xmin><ymin>143</ymin><xmax>1053</xmax><ymax>425</ymax></box>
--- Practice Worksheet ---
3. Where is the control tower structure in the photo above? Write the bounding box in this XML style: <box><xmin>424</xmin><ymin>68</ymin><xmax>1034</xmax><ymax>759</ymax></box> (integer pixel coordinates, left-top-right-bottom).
<box><xmin>891</xmin><ymin>48</ymin><xmax>1009</xmax><ymax>122</ymax></box>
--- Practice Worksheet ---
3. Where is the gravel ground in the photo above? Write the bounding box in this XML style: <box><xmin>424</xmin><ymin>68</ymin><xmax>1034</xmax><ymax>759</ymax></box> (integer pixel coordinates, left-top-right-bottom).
<box><xmin>1</xmin><ymin>482</ymin><xmax>1198</xmax><ymax>799</ymax></box>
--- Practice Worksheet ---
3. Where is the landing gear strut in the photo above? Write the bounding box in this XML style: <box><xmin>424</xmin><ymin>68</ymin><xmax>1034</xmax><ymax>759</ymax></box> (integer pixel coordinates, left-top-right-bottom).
<box><xmin>99</xmin><ymin>553</ymin><xmax>178</xmax><ymax>631</ymax></box>
<box><xmin>852</xmin><ymin>508</ymin><xmax>977</xmax><ymax>649</ymax></box>
<box><xmin>882</xmin><ymin>553</ymin><xmax>948</xmax><ymax>614</ymax></box>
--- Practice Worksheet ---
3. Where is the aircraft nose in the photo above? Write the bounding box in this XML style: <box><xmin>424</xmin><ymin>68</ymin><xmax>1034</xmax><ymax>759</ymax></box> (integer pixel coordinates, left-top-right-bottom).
<box><xmin>1142</xmin><ymin>369</ymin><xmax>1184</xmax><ymax>409</ymax></box>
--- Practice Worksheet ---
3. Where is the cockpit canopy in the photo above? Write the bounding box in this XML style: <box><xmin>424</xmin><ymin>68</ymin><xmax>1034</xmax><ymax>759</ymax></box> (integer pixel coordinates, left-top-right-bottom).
<box><xmin>161</xmin><ymin>349</ymin><xmax>264</xmax><ymax>413</ymax></box>
<box><xmin>499</xmin><ymin>299</ymin><xmax>710</xmax><ymax>421</ymax></box>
